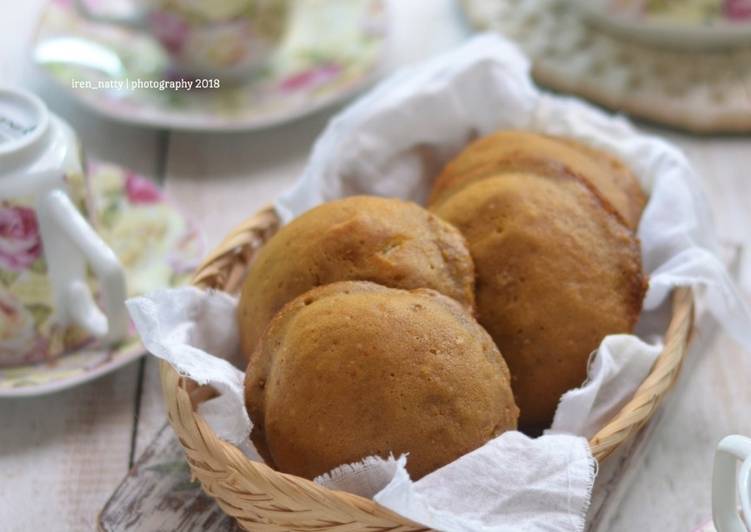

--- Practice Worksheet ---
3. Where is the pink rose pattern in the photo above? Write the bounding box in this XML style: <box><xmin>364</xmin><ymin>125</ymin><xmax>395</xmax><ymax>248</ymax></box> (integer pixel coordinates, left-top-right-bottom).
<box><xmin>726</xmin><ymin>0</ymin><xmax>751</xmax><ymax>19</ymax></box>
<box><xmin>149</xmin><ymin>10</ymin><xmax>190</xmax><ymax>56</ymax></box>
<box><xmin>280</xmin><ymin>64</ymin><xmax>342</xmax><ymax>93</ymax></box>
<box><xmin>125</xmin><ymin>172</ymin><xmax>163</xmax><ymax>204</ymax></box>
<box><xmin>0</xmin><ymin>204</ymin><xmax>42</xmax><ymax>272</ymax></box>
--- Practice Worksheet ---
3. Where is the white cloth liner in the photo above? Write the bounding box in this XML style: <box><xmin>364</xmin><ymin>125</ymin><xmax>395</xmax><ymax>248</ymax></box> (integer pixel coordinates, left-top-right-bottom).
<box><xmin>126</xmin><ymin>35</ymin><xmax>751</xmax><ymax>532</ymax></box>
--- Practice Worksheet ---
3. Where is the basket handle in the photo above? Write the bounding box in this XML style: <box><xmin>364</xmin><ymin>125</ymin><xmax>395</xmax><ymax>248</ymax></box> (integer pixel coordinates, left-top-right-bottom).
<box><xmin>173</xmin><ymin>205</ymin><xmax>694</xmax><ymax>531</ymax></box>
<box><xmin>588</xmin><ymin>286</ymin><xmax>693</xmax><ymax>461</ymax></box>
<box><xmin>192</xmin><ymin>205</ymin><xmax>280</xmax><ymax>292</ymax></box>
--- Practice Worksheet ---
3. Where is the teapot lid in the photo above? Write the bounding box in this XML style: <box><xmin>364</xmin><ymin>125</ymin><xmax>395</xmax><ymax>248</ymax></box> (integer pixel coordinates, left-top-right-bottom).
<box><xmin>0</xmin><ymin>87</ymin><xmax>50</xmax><ymax>170</ymax></box>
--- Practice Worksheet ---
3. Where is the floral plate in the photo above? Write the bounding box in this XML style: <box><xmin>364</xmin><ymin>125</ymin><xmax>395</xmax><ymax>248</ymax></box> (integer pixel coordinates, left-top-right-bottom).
<box><xmin>32</xmin><ymin>0</ymin><xmax>388</xmax><ymax>131</ymax></box>
<box><xmin>571</xmin><ymin>0</ymin><xmax>751</xmax><ymax>49</ymax></box>
<box><xmin>0</xmin><ymin>162</ymin><xmax>201</xmax><ymax>397</ymax></box>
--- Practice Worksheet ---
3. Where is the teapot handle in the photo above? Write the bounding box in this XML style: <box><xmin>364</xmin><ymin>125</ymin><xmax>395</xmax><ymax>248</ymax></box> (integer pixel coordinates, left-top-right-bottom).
<box><xmin>713</xmin><ymin>435</ymin><xmax>751</xmax><ymax>532</ymax></box>
<box><xmin>40</xmin><ymin>188</ymin><xmax>128</xmax><ymax>343</ymax></box>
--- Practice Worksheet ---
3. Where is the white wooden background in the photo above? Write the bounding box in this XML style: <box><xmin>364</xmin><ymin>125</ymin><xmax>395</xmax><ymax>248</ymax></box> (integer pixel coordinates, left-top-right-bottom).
<box><xmin>1</xmin><ymin>1</ymin><xmax>750</xmax><ymax>531</ymax></box>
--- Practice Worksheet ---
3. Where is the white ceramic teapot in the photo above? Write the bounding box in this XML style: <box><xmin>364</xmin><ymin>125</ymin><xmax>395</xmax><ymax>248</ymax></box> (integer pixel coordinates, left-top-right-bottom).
<box><xmin>0</xmin><ymin>86</ymin><xmax>127</xmax><ymax>366</ymax></box>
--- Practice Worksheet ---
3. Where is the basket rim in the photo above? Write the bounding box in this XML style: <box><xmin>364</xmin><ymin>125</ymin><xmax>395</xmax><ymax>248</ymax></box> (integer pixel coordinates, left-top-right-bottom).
<box><xmin>161</xmin><ymin>203</ymin><xmax>694</xmax><ymax>531</ymax></box>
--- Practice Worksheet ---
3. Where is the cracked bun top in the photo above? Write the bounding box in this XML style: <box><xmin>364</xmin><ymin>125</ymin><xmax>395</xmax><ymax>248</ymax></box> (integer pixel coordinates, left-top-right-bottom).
<box><xmin>237</xmin><ymin>196</ymin><xmax>475</xmax><ymax>361</ymax></box>
<box><xmin>430</xmin><ymin>130</ymin><xmax>646</xmax><ymax>231</ymax></box>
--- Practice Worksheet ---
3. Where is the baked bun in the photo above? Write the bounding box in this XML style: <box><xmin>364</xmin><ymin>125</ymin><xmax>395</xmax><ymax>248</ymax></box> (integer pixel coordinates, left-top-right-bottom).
<box><xmin>237</xmin><ymin>196</ymin><xmax>475</xmax><ymax>360</ymax></box>
<box><xmin>245</xmin><ymin>281</ymin><xmax>518</xmax><ymax>480</ymax></box>
<box><xmin>429</xmin><ymin>130</ymin><xmax>646</xmax><ymax>230</ymax></box>
<box><xmin>430</xmin><ymin>144</ymin><xmax>647</xmax><ymax>430</ymax></box>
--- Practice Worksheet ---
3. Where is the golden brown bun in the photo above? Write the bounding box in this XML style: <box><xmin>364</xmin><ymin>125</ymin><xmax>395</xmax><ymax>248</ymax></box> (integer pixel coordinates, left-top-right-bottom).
<box><xmin>237</xmin><ymin>196</ymin><xmax>475</xmax><ymax>361</ymax></box>
<box><xmin>245</xmin><ymin>281</ymin><xmax>518</xmax><ymax>480</ymax></box>
<box><xmin>431</xmin><ymin>173</ymin><xmax>647</xmax><ymax>431</ymax></box>
<box><xmin>429</xmin><ymin>130</ymin><xmax>646</xmax><ymax>230</ymax></box>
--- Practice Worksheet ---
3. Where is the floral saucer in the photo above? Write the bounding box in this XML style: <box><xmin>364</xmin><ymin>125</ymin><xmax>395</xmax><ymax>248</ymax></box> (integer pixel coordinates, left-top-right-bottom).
<box><xmin>461</xmin><ymin>0</ymin><xmax>751</xmax><ymax>133</ymax></box>
<box><xmin>32</xmin><ymin>0</ymin><xmax>388</xmax><ymax>131</ymax></box>
<box><xmin>571</xmin><ymin>0</ymin><xmax>751</xmax><ymax>49</ymax></box>
<box><xmin>0</xmin><ymin>162</ymin><xmax>201</xmax><ymax>397</ymax></box>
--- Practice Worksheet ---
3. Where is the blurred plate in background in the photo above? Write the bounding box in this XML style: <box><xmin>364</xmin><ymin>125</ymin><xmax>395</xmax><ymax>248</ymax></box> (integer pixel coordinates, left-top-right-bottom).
<box><xmin>33</xmin><ymin>0</ymin><xmax>388</xmax><ymax>131</ymax></box>
<box><xmin>461</xmin><ymin>0</ymin><xmax>751</xmax><ymax>134</ymax></box>
<box><xmin>571</xmin><ymin>0</ymin><xmax>751</xmax><ymax>50</ymax></box>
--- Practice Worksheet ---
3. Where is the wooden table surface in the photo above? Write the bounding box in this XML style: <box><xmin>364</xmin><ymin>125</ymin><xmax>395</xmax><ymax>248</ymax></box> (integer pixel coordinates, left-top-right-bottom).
<box><xmin>1</xmin><ymin>1</ymin><xmax>750</xmax><ymax>531</ymax></box>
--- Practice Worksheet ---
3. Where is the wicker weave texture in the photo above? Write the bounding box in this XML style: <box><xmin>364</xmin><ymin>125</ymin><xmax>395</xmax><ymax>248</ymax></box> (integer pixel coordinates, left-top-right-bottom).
<box><xmin>160</xmin><ymin>205</ymin><xmax>693</xmax><ymax>530</ymax></box>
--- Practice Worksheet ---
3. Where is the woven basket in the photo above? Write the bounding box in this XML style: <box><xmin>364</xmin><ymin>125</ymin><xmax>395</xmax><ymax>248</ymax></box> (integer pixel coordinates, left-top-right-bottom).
<box><xmin>159</xmin><ymin>204</ymin><xmax>694</xmax><ymax>531</ymax></box>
